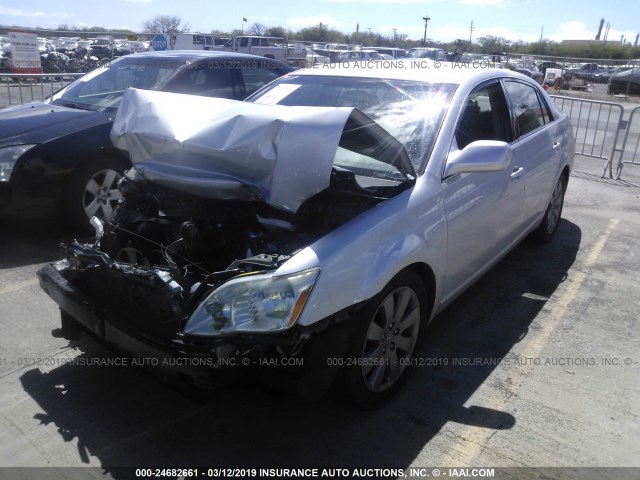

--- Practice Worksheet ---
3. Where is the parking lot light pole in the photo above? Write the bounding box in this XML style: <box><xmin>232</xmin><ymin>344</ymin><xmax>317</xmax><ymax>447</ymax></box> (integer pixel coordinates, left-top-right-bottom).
<box><xmin>423</xmin><ymin>16</ymin><xmax>430</xmax><ymax>46</ymax></box>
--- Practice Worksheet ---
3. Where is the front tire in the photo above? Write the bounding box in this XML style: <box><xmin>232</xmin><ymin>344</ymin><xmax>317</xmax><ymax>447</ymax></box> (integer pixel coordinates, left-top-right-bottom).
<box><xmin>343</xmin><ymin>271</ymin><xmax>427</xmax><ymax>409</ymax></box>
<box><xmin>63</xmin><ymin>156</ymin><xmax>127</xmax><ymax>230</ymax></box>
<box><xmin>534</xmin><ymin>174</ymin><xmax>566</xmax><ymax>243</ymax></box>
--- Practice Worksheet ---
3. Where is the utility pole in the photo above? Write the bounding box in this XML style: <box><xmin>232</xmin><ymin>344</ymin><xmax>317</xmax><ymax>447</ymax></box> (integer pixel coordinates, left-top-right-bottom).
<box><xmin>596</xmin><ymin>18</ymin><xmax>604</xmax><ymax>40</ymax></box>
<box><xmin>368</xmin><ymin>27</ymin><xmax>372</xmax><ymax>35</ymax></box>
<box><xmin>393</xmin><ymin>28</ymin><xmax>397</xmax><ymax>45</ymax></box>
<box><xmin>539</xmin><ymin>25</ymin><xmax>544</xmax><ymax>43</ymax></box>
<box><xmin>469</xmin><ymin>20</ymin><xmax>474</xmax><ymax>49</ymax></box>
<box><xmin>422</xmin><ymin>15</ymin><xmax>430</xmax><ymax>46</ymax></box>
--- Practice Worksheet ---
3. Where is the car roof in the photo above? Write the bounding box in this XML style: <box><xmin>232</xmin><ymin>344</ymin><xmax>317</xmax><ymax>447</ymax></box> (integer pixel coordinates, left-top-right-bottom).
<box><xmin>295</xmin><ymin>61</ymin><xmax>533</xmax><ymax>86</ymax></box>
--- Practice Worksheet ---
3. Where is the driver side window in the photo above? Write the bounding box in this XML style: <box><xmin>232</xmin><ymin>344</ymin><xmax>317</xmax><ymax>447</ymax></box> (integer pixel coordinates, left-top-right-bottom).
<box><xmin>454</xmin><ymin>81</ymin><xmax>511</xmax><ymax>150</ymax></box>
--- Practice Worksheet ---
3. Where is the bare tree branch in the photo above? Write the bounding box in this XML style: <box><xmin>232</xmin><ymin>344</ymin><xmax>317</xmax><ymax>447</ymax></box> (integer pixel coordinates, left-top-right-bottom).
<box><xmin>141</xmin><ymin>15</ymin><xmax>190</xmax><ymax>34</ymax></box>
<box><xmin>248</xmin><ymin>23</ymin><xmax>267</xmax><ymax>36</ymax></box>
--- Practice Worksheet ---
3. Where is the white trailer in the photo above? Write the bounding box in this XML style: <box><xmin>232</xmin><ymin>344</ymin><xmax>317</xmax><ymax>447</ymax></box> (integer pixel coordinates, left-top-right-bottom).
<box><xmin>149</xmin><ymin>33</ymin><xmax>214</xmax><ymax>51</ymax></box>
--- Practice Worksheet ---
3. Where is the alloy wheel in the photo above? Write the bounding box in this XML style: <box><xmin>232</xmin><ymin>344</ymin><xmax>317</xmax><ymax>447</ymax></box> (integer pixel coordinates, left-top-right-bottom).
<box><xmin>361</xmin><ymin>286</ymin><xmax>421</xmax><ymax>393</ymax></box>
<box><xmin>546</xmin><ymin>178</ymin><xmax>564</xmax><ymax>235</ymax></box>
<box><xmin>82</xmin><ymin>168</ymin><xmax>123</xmax><ymax>220</ymax></box>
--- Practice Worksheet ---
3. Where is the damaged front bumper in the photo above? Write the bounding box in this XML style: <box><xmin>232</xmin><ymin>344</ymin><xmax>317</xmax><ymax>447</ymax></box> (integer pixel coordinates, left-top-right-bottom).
<box><xmin>37</xmin><ymin>244</ymin><xmax>355</xmax><ymax>395</ymax></box>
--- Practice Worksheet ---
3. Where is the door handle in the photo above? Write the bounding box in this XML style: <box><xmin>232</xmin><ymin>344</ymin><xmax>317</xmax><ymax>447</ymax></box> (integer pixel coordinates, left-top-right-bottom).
<box><xmin>552</xmin><ymin>141</ymin><xmax>561</xmax><ymax>150</ymax></box>
<box><xmin>511</xmin><ymin>167</ymin><xmax>524</xmax><ymax>179</ymax></box>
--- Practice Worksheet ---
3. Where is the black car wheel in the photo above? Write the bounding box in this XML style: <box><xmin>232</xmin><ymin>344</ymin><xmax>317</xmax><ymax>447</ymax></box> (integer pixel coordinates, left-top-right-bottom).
<box><xmin>343</xmin><ymin>270</ymin><xmax>427</xmax><ymax>409</ymax></box>
<box><xmin>534</xmin><ymin>174</ymin><xmax>566</xmax><ymax>243</ymax></box>
<box><xmin>64</xmin><ymin>156</ymin><xmax>127</xmax><ymax>230</ymax></box>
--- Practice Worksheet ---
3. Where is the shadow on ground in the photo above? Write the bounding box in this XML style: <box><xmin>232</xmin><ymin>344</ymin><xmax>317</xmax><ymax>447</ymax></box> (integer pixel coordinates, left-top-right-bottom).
<box><xmin>0</xmin><ymin>218</ymin><xmax>79</xmax><ymax>269</ymax></box>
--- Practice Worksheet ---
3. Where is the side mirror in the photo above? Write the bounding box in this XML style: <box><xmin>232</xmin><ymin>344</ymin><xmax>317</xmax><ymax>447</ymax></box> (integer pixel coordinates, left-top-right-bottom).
<box><xmin>444</xmin><ymin>140</ymin><xmax>511</xmax><ymax>178</ymax></box>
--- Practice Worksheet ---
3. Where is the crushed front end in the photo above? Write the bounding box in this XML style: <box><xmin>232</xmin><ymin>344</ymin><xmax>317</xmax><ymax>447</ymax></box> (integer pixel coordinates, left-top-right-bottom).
<box><xmin>37</xmin><ymin>166</ymin><xmax>393</xmax><ymax>395</ymax></box>
<box><xmin>37</xmin><ymin>91</ymin><xmax>415</xmax><ymax>396</ymax></box>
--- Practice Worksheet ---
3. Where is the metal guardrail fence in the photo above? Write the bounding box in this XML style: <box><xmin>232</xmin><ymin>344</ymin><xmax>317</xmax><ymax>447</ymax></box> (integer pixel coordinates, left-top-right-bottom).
<box><xmin>614</xmin><ymin>105</ymin><xmax>640</xmax><ymax>179</ymax></box>
<box><xmin>550</xmin><ymin>95</ymin><xmax>640</xmax><ymax>180</ymax></box>
<box><xmin>0</xmin><ymin>73</ymin><xmax>85</xmax><ymax>107</ymax></box>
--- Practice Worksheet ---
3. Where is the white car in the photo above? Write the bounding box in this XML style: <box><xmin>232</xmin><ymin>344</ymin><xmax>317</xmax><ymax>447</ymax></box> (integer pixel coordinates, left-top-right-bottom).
<box><xmin>406</xmin><ymin>47</ymin><xmax>446</xmax><ymax>61</ymax></box>
<box><xmin>337</xmin><ymin>50</ymin><xmax>384</xmax><ymax>62</ymax></box>
<box><xmin>38</xmin><ymin>63</ymin><xmax>574</xmax><ymax>407</ymax></box>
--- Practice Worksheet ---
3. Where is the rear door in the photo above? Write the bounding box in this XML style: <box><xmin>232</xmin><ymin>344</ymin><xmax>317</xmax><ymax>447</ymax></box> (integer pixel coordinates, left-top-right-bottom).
<box><xmin>503</xmin><ymin>80</ymin><xmax>560</xmax><ymax>228</ymax></box>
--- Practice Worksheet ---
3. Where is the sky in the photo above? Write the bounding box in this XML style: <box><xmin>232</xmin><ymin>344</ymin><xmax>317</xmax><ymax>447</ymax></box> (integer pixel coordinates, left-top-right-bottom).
<box><xmin>1</xmin><ymin>0</ymin><xmax>640</xmax><ymax>45</ymax></box>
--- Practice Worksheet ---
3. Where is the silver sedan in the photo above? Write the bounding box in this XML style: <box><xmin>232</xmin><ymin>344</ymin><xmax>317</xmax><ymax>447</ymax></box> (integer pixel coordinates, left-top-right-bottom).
<box><xmin>38</xmin><ymin>62</ymin><xmax>574</xmax><ymax>408</ymax></box>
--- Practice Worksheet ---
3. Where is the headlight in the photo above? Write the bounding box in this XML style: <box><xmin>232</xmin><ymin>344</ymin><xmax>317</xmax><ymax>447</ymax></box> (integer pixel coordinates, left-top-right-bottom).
<box><xmin>0</xmin><ymin>145</ymin><xmax>36</xmax><ymax>182</ymax></box>
<box><xmin>184</xmin><ymin>268</ymin><xmax>320</xmax><ymax>336</ymax></box>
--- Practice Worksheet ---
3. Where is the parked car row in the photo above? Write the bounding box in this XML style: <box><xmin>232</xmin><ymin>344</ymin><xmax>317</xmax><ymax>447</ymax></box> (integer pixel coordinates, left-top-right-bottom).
<box><xmin>540</xmin><ymin>62</ymin><xmax>640</xmax><ymax>93</ymax></box>
<box><xmin>0</xmin><ymin>35</ymin><xmax>152</xmax><ymax>74</ymax></box>
<box><xmin>0</xmin><ymin>49</ymin><xmax>577</xmax><ymax>406</ymax></box>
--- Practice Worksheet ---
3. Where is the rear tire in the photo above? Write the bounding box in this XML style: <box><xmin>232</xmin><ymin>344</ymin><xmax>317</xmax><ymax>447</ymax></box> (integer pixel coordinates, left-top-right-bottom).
<box><xmin>342</xmin><ymin>271</ymin><xmax>428</xmax><ymax>409</ymax></box>
<box><xmin>534</xmin><ymin>174</ymin><xmax>566</xmax><ymax>243</ymax></box>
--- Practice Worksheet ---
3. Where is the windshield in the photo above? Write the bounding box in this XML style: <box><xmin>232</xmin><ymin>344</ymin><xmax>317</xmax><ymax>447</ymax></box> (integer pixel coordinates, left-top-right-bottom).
<box><xmin>51</xmin><ymin>56</ymin><xmax>184</xmax><ymax>112</ymax></box>
<box><xmin>248</xmin><ymin>74</ymin><xmax>455</xmax><ymax>174</ymax></box>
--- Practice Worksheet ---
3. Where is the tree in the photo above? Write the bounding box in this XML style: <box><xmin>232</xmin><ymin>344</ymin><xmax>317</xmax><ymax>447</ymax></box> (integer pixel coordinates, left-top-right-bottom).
<box><xmin>248</xmin><ymin>23</ymin><xmax>267</xmax><ymax>36</ymax></box>
<box><xmin>141</xmin><ymin>15</ymin><xmax>190</xmax><ymax>34</ymax></box>
<box><xmin>476</xmin><ymin>35</ymin><xmax>511</xmax><ymax>54</ymax></box>
<box><xmin>265</xmin><ymin>26</ymin><xmax>287</xmax><ymax>38</ymax></box>
<box><xmin>293</xmin><ymin>22</ymin><xmax>345</xmax><ymax>43</ymax></box>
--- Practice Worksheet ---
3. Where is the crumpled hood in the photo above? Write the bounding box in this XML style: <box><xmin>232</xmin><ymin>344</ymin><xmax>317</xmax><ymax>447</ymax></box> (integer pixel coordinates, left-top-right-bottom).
<box><xmin>0</xmin><ymin>101</ymin><xmax>112</xmax><ymax>148</ymax></box>
<box><xmin>111</xmin><ymin>88</ymin><xmax>359</xmax><ymax>213</ymax></box>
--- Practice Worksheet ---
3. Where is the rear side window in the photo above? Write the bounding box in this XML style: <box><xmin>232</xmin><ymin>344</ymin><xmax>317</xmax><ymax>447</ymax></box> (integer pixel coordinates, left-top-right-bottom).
<box><xmin>537</xmin><ymin>90</ymin><xmax>554</xmax><ymax>124</ymax></box>
<box><xmin>165</xmin><ymin>64</ymin><xmax>238</xmax><ymax>99</ymax></box>
<box><xmin>504</xmin><ymin>81</ymin><xmax>548</xmax><ymax>137</ymax></box>
<box><xmin>240</xmin><ymin>64</ymin><xmax>282</xmax><ymax>96</ymax></box>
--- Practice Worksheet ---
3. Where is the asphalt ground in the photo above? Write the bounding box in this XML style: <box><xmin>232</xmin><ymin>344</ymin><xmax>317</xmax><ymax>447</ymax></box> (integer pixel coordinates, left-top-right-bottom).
<box><xmin>0</xmin><ymin>154</ymin><xmax>638</xmax><ymax>480</ymax></box>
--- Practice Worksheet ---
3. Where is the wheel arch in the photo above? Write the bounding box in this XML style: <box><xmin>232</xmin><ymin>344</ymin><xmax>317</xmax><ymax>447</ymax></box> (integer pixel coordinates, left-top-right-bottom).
<box><xmin>561</xmin><ymin>164</ymin><xmax>570</xmax><ymax>189</ymax></box>
<box><xmin>59</xmin><ymin>149</ymin><xmax>129</xmax><ymax>198</ymax></box>
<box><xmin>395</xmin><ymin>262</ymin><xmax>437</xmax><ymax>323</ymax></box>
<box><xmin>67</xmin><ymin>149</ymin><xmax>130</xmax><ymax>179</ymax></box>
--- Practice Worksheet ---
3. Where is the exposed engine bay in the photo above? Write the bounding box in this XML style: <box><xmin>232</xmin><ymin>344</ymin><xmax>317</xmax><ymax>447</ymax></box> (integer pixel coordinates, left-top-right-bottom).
<box><xmin>52</xmin><ymin>91</ymin><xmax>415</xmax><ymax>350</ymax></box>
<box><xmin>61</xmin><ymin>163</ymin><xmax>407</xmax><ymax>347</ymax></box>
